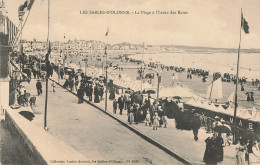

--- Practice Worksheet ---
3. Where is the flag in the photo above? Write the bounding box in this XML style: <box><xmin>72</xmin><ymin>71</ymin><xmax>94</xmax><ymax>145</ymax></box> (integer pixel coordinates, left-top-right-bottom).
<box><xmin>18</xmin><ymin>0</ymin><xmax>35</xmax><ymax>11</ymax></box>
<box><xmin>6</xmin><ymin>18</ymin><xmax>19</xmax><ymax>46</ymax></box>
<box><xmin>18</xmin><ymin>1</ymin><xmax>28</xmax><ymax>11</ymax></box>
<box><xmin>27</xmin><ymin>0</ymin><xmax>35</xmax><ymax>10</ymax></box>
<box><xmin>105</xmin><ymin>28</ymin><xmax>109</xmax><ymax>36</ymax></box>
<box><xmin>241</xmin><ymin>11</ymin><xmax>249</xmax><ymax>34</ymax></box>
<box><xmin>46</xmin><ymin>40</ymin><xmax>51</xmax><ymax>60</ymax></box>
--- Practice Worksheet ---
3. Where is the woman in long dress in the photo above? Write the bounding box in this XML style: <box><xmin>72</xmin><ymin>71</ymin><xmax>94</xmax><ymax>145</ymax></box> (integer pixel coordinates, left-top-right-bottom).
<box><xmin>215</xmin><ymin>133</ymin><xmax>224</xmax><ymax>162</ymax></box>
<box><xmin>235</xmin><ymin>140</ymin><xmax>247</xmax><ymax>165</ymax></box>
<box><xmin>203</xmin><ymin>136</ymin><xmax>217</xmax><ymax>164</ymax></box>
<box><xmin>94</xmin><ymin>85</ymin><xmax>100</xmax><ymax>103</ymax></box>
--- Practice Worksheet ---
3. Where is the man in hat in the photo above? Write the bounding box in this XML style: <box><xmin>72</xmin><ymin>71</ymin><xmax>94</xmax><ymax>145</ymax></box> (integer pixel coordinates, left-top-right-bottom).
<box><xmin>77</xmin><ymin>85</ymin><xmax>84</xmax><ymax>104</ymax></box>
<box><xmin>36</xmin><ymin>80</ymin><xmax>42</xmax><ymax>96</ymax></box>
<box><xmin>113</xmin><ymin>99</ymin><xmax>117</xmax><ymax>114</ymax></box>
<box><xmin>118</xmin><ymin>95</ymin><xmax>125</xmax><ymax>115</ymax></box>
<box><xmin>191</xmin><ymin>111</ymin><xmax>201</xmax><ymax>141</ymax></box>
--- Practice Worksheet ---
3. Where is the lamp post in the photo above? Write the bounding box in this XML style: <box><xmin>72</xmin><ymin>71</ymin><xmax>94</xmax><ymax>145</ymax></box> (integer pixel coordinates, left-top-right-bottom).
<box><xmin>105</xmin><ymin>46</ymin><xmax>108</xmax><ymax>111</ymax></box>
<box><xmin>12</xmin><ymin>70</ymin><xmax>20</xmax><ymax>106</ymax></box>
<box><xmin>58</xmin><ymin>59</ymin><xmax>61</xmax><ymax>83</ymax></box>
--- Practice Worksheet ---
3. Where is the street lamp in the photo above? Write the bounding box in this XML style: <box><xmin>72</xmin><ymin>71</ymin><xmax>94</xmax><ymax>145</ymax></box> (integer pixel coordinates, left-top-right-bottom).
<box><xmin>57</xmin><ymin>59</ymin><xmax>61</xmax><ymax>83</ymax></box>
<box><xmin>11</xmin><ymin>70</ymin><xmax>20</xmax><ymax>107</ymax></box>
<box><xmin>105</xmin><ymin>46</ymin><xmax>108</xmax><ymax>111</ymax></box>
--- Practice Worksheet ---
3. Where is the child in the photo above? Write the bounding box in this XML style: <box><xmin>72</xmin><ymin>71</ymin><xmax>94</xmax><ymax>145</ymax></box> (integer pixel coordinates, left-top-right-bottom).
<box><xmin>129</xmin><ymin>107</ymin><xmax>135</xmax><ymax>124</ymax></box>
<box><xmin>153</xmin><ymin>113</ymin><xmax>160</xmax><ymax>130</ymax></box>
<box><xmin>113</xmin><ymin>99</ymin><xmax>117</xmax><ymax>114</ymax></box>
<box><xmin>145</xmin><ymin>110</ymin><xmax>151</xmax><ymax>126</ymax></box>
<box><xmin>162</xmin><ymin>115</ymin><xmax>168</xmax><ymax>128</ymax></box>
<box><xmin>51</xmin><ymin>82</ymin><xmax>56</xmax><ymax>92</ymax></box>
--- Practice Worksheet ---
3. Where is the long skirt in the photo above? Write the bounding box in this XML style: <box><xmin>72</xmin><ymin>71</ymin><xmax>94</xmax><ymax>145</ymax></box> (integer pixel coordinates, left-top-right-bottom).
<box><xmin>109</xmin><ymin>92</ymin><xmax>115</xmax><ymax>100</ymax></box>
<box><xmin>153</xmin><ymin>119</ymin><xmax>160</xmax><ymax>127</ymax></box>
<box><xmin>129</xmin><ymin>113</ymin><xmax>134</xmax><ymax>123</ymax></box>
<box><xmin>94</xmin><ymin>94</ymin><xmax>100</xmax><ymax>103</ymax></box>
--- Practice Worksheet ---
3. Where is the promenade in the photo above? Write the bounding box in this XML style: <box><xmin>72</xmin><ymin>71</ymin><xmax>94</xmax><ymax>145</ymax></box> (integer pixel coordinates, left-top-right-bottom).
<box><xmin>19</xmin><ymin>72</ymin><xmax>241</xmax><ymax>165</ymax></box>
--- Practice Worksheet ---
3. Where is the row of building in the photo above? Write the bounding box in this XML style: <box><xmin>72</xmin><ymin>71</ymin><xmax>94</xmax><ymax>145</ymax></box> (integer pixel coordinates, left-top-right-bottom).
<box><xmin>20</xmin><ymin>39</ymin><xmax>177</xmax><ymax>57</ymax></box>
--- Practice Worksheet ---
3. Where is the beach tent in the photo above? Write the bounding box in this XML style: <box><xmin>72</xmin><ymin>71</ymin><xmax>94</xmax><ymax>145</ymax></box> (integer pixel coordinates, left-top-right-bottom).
<box><xmin>206</xmin><ymin>78</ymin><xmax>223</xmax><ymax>100</ymax></box>
<box><xmin>227</xmin><ymin>91</ymin><xmax>235</xmax><ymax>102</ymax></box>
<box><xmin>236</xmin><ymin>108</ymin><xmax>244</xmax><ymax>118</ymax></box>
<box><xmin>240</xmin><ymin>109</ymin><xmax>252</xmax><ymax>120</ymax></box>
<box><xmin>193</xmin><ymin>99</ymin><xmax>203</xmax><ymax>107</ymax></box>
<box><xmin>217</xmin><ymin>105</ymin><xmax>226</xmax><ymax>114</ymax></box>
<box><xmin>250</xmin><ymin>110</ymin><xmax>260</xmax><ymax>122</ymax></box>
<box><xmin>225</xmin><ymin>106</ymin><xmax>234</xmax><ymax>116</ymax></box>
<box><xmin>204</xmin><ymin>101</ymin><xmax>212</xmax><ymax>109</ymax></box>
<box><xmin>159</xmin><ymin>86</ymin><xmax>195</xmax><ymax>98</ymax></box>
<box><xmin>208</xmin><ymin>103</ymin><xmax>218</xmax><ymax>112</ymax></box>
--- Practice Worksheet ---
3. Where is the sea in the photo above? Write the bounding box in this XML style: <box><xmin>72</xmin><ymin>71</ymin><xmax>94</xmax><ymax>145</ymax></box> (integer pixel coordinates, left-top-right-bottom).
<box><xmin>129</xmin><ymin>48</ymin><xmax>260</xmax><ymax>80</ymax></box>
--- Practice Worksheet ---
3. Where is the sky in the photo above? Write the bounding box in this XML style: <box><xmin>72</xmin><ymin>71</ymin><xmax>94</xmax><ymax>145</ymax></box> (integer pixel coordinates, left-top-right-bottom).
<box><xmin>4</xmin><ymin>0</ymin><xmax>260</xmax><ymax>48</ymax></box>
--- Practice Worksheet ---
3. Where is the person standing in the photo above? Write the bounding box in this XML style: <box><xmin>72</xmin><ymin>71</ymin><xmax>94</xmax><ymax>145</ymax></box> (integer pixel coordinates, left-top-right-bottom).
<box><xmin>215</xmin><ymin>133</ymin><xmax>224</xmax><ymax>162</ymax></box>
<box><xmin>191</xmin><ymin>112</ymin><xmax>201</xmax><ymax>141</ymax></box>
<box><xmin>128</xmin><ymin>106</ymin><xmax>135</xmax><ymax>124</ymax></box>
<box><xmin>203</xmin><ymin>135</ymin><xmax>217</xmax><ymax>164</ymax></box>
<box><xmin>113</xmin><ymin>99</ymin><xmax>117</xmax><ymax>114</ymax></box>
<box><xmin>235</xmin><ymin>140</ymin><xmax>247</xmax><ymax>165</ymax></box>
<box><xmin>60</xmin><ymin>70</ymin><xmax>64</xmax><ymax>79</ymax></box>
<box><xmin>94</xmin><ymin>84</ymin><xmax>100</xmax><ymax>103</ymax></box>
<box><xmin>118</xmin><ymin>95</ymin><xmax>125</xmax><ymax>115</ymax></box>
<box><xmin>32</xmin><ymin>68</ymin><xmax>37</xmax><ymax>79</ymax></box>
<box><xmin>145</xmin><ymin>110</ymin><xmax>151</xmax><ymax>126</ymax></box>
<box><xmin>51</xmin><ymin>82</ymin><xmax>56</xmax><ymax>92</ymax></box>
<box><xmin>77</xmin><ymin>86</ymin><xmax>84</xmax><ymax>104</ymax></box>
<box><xmin>88</xmin><ymin>84</ymin><xmax>93</xmax><ymax>101</ymax></box>
<box><xmin>36</xmin><ymin>80</ymin><xmax>42</xmax><ymax>96</ymax></box>
<box><xmin>109</xmin><ymin>87</ymin><xmax>116</xmax><ymax>100</ymax></box>
<box><xmin>99</xmin><ymin>85</ymin><xmax>104</xmax><ymax>101</ymax></box>
<box><xmin>153</xmin><ymin>112</ymin><xmax>160</xmax><ymax>130</ymax></box>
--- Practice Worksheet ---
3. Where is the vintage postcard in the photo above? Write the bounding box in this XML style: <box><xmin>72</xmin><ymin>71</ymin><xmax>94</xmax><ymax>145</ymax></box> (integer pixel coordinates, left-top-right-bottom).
<box><xmin>0</xmin><ymin>0</ymin><xmax>260</xmax><ymax>164</ymax></box>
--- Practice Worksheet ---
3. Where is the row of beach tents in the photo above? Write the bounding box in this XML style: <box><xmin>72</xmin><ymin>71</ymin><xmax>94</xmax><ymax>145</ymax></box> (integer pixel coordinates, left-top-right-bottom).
<box><xmin>186</xmin><ymin>98</ymin><xmax>260</xmax><ymax>122</ymax></box>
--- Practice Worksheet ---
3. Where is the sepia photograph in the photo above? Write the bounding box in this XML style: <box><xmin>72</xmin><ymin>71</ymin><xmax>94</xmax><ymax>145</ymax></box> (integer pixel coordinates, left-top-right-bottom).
<box><xmin>0</xmin><ymin>0</ymin><xmax>260</xmax><ymax>164</ymax></box>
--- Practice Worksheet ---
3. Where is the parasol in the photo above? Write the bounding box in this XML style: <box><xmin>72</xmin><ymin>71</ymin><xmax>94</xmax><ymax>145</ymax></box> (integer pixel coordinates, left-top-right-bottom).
<box><xmin>214</xmin><ymin>125</ymin><xmax>231</xmax><ymax>134</ymax></box>
<box><xmin>173</xmin><ymin>96</ymin><xmax>182</xmax><ymax>100</ymax></box>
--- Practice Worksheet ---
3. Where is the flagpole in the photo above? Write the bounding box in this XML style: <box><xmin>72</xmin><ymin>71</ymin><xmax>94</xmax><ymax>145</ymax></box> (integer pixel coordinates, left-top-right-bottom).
<box><xmin>141</xmin><ymin>43</ymin><xmax>144</xmax><ymax>92</ymax></box>
<box><xmin>44</xmin><ymin>0</ymin><xmax>50</xmax><ymax>130</ymax></box>
<box><xmin>209</xmin><ymin>79</ymin><xmax>214</xmax><ymax>101</ymax></box>
<box><xmin>233</xmin><ymin>8</ymin><xmax>243</xmax><ymax>143</ymax></box>
<box><xmin>105</xmin><ymin>29</ymin><xmax>108</xmax><ymax>112</ymax></box>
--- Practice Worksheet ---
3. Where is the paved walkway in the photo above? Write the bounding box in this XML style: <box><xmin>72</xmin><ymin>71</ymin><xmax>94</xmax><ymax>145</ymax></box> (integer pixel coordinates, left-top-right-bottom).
<box><xmin>21</xmin><ymin>73</ymin><xmax>239</xmax><ymax>165</ymax></box>
<box><xmin>49</xmin><ymin>73</ymin><xmax>238</xmax><ymax>165</ymax></box>
<box><xmin>20</xmin><ymin>77</ymin><xmax>181</xmax><ymax>165</ymax></box>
